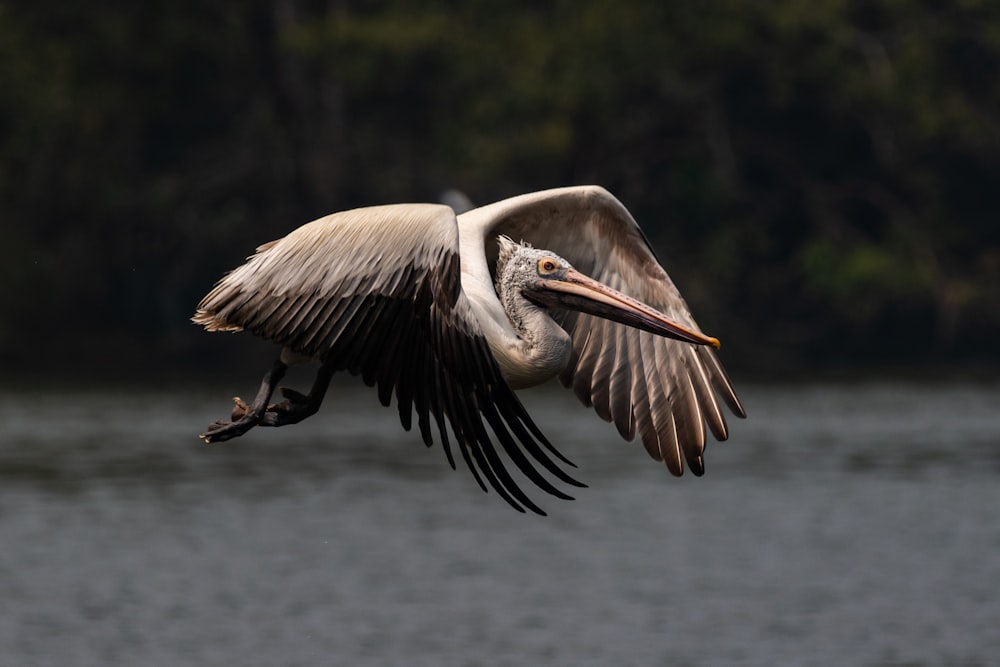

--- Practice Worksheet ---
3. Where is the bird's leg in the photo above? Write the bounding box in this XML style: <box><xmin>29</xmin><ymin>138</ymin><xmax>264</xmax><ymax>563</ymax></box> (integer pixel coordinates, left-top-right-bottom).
<box><xmin>201</xmin><ymin>359</ymin><xmax>288</xmax><ymax>443</ymax></box>
<box><xmin>257</xmin><ymin>361</ymin><xmax>336</xmax><ymax>427</ymax></box>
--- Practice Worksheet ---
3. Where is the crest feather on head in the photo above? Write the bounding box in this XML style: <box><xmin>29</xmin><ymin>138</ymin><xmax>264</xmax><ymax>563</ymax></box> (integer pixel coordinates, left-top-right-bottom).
<box><xmin>496</xmin><ymin>235</ymin><xmax>532</xmax><ymax>289</ymax></box>
<box><xmin>497</xmin><ymin>235</ymin><xmax>532</xmax><ymax>269</ymax></box>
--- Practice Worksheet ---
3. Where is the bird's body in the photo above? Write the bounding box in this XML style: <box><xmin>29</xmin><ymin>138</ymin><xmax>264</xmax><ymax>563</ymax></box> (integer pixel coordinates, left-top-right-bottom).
<box><xmin>194</xmin><ymin>185</ymin><xmax>745</xmax><ymax>514</ymax></box>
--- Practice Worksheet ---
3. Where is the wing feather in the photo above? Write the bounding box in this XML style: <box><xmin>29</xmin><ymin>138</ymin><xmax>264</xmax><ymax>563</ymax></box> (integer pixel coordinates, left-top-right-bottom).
<box><xmin>459</xmin><ymin>185</ymin><xmax>745</xmax><ymax>475</ymax></box>
<box><xmin>627</xmin><ymin>329</ymin><xmax>657</xmax><ymax>452</ymax></box>
<box><xmin>587</xmin><ymin>318</ymin><xmax>616</xmax><ymax>423</ymax></box>
<box><xmin>193</xmin><ymin>203</ymin><xmax>580</xmax><ymax>513</ymax></box>
<box><xmin>609</xmin><ymin>327</ymin><xmax>635</xmax><ymax>440</ymax></box>
<box><xmin>570</xmin><ymin>317</ymin><xmax>601</xmax><ymax>408</ymax></box>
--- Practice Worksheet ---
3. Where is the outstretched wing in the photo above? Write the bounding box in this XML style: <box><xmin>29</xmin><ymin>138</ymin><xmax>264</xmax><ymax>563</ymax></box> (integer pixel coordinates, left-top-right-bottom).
<box><xmin>193</xmin><ymin>203</ymin><xmax>583</xmax><ymax>513</ymax></box>
<box><xmin>458</xmin><ymin>186</ymin><xmax>745</xmax><ymax>475</ymax></box>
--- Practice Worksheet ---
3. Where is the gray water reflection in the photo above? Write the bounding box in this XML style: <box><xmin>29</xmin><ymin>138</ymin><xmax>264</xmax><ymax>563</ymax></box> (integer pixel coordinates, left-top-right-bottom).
<box><xmin>1</xmin><ymin>382</ymin><xmax>998</xmax><ymax>666</ymax></box>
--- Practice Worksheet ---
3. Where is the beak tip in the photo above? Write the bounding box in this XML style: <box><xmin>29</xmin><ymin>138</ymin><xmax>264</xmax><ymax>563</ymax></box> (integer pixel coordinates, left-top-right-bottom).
<box><xmin>708</xmin><ymin>336</ymin><xmax>721</xmax><ymax>349</ymax></box>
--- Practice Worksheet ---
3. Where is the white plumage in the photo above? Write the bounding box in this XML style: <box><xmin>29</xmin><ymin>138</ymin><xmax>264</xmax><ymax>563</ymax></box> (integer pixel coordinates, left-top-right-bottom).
<box><xmin>194</xmin><ymin>185</ymin><xmax>745</xmax><ymax>514</ymax></box>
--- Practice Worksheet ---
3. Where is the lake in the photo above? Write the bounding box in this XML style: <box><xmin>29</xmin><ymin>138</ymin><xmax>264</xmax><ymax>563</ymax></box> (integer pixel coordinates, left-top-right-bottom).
<box><xmin>1</xmin><ymin>380</ymin><xmax>998</xmax><ymax>666</ymax></box>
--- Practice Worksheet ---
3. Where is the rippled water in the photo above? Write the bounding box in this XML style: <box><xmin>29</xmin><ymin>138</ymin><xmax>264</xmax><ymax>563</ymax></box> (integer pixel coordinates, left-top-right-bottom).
<box><xmin>1</xmin><ymin>380</ymin><xmax>998</xmax><ymax>666</ymax></box>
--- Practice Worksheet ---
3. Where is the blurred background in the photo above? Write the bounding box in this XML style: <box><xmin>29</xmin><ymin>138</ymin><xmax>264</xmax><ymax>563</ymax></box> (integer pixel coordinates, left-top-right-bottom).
<box><xmin>2</xmin><ymin>2</ymin><xmax>1000</xmax><ymax>666</ymax></box>
<box><xmin>2</xmin><ymin>0</ymin><xmax>998</xmax><ymax>380</ymax></box>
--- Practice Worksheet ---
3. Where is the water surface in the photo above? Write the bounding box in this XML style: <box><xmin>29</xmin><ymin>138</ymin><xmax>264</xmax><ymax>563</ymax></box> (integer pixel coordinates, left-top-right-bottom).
<box><xmin>1</xmin><ymin>381</ymin><xmax>998</xmax><ymax>666</ymax></box>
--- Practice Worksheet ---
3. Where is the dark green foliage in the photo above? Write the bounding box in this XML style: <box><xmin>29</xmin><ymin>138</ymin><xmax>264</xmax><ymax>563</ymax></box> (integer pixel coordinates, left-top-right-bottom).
<box><xmin>1</xmin><ymin>0</ymin><xmax>997</xmax><ymax>379</ymax></box>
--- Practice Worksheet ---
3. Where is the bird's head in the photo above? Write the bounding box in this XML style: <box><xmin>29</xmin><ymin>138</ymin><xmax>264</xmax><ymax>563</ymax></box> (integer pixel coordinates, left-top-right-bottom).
<box><xmin>495</xmin><ymin>236</ymin><xmax>720</xmax><ymax>349</ymax></box>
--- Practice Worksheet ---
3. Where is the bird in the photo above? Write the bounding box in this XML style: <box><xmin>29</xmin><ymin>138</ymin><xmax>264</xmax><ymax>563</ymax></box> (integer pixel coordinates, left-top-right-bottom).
<box><xmin>193</xmin><ymin>185</ymin><xmax>745</xmax><ymax>514</ymax></box>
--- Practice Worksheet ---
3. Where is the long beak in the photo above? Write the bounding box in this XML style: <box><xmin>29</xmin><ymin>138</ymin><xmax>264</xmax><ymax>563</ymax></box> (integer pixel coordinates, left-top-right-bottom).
<box><xmin>527</xmin><ymin>268</ymin><xmax>721</xmax><ymax>349</ymax></box>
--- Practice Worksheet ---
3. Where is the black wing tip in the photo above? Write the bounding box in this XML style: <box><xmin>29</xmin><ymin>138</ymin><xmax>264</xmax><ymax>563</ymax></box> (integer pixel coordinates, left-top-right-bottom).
<box><xmin>665</xmin><ymin>460</ymin><xmax>684</xmax><ymax>477</ymax></box>
<box><xmin>544</xmin><ymin>486</ymin><xmax>578</xmax><ymax>501</ymax></box>
<box><xmin>494</xmin><ymin>486</ymin><xmax>543</xmax><ymax>516</ymax></box>
<box><xmin>539</xmin><ymin>440</ymin><xmax>579</xmax><ymax>469</ymax></box>
<box><xmin>689</xmin><ymin>456</ymin><xmax>706</xmax><ymax>476</ymax></box>
<box><xmin>725</xmin><ymin>392</ymin><xmax>748</xmax><ymax>420</ymax></box>
<box><xmin>500</xmin><ymin>491</ymin><xmax>585</xmax><ymax>517</ymax></box>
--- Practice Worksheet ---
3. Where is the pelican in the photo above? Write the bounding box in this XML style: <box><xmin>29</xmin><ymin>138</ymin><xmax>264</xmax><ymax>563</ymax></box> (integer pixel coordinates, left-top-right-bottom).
<box><xmin>193</xmin><ymin>185</ymin><xmax>745</xmax><ymax>514</ymax></box>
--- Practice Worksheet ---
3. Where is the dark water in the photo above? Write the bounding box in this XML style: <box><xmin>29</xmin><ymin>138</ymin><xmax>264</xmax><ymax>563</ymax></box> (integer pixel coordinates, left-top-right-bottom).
<box><xmin>1</xmin><ymin>381</ymin><xmax>998</xmax><ymax>666</ymax></box>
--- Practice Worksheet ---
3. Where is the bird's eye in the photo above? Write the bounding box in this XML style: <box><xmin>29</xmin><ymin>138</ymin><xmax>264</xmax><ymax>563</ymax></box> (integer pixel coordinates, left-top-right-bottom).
<box><xmin>538</xmin><ymin>258</ymin><xmax>559</xmax><ymax>275</ymax></box>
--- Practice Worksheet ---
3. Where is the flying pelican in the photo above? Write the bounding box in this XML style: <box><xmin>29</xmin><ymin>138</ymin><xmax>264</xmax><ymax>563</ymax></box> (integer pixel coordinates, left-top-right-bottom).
<box><xmin>193</xmin><ymin>185</ymin><xmax>745</xmax><ymax>514</ymax></box>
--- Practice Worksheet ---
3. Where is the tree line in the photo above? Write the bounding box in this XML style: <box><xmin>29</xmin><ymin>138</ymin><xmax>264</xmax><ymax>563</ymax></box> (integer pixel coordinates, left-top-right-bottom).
<box><xmin>1</xmin><ymin>0</ymin><xmax>998</xmax><ymax>381</ymax></box>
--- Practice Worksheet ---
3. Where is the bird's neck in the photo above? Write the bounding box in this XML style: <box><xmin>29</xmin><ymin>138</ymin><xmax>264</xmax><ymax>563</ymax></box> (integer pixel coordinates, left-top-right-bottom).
<box><xmin>495</xmin><ymin>288</ymin><xmax>572</xmax><ymax>390</ymax></box>
<box><xmin>455</xmin><ymin>238</ymin><xmax>570</xmax><ymax>390</ymax></box>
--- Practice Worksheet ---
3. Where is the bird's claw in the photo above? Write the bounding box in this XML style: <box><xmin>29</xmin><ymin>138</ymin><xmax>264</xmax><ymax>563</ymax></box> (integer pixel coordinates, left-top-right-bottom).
<box><xmin>230</xmin><ymin>396</ymin><xmax>250</xmax><ymax>420</ymax></box>
<box><xmin>200</xmin><ymin>419</ymin><xmax>240</xmax><ymax>443</ymax></box>
<box><xmin>201</xmin><ymin>389</ymin><xmax>315</xmax><ymax>440</ymax></box>
<box><xmin>200</xmin><ymin>397</ymin><xmax>257</xmax><ymax>443</ymax></box>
